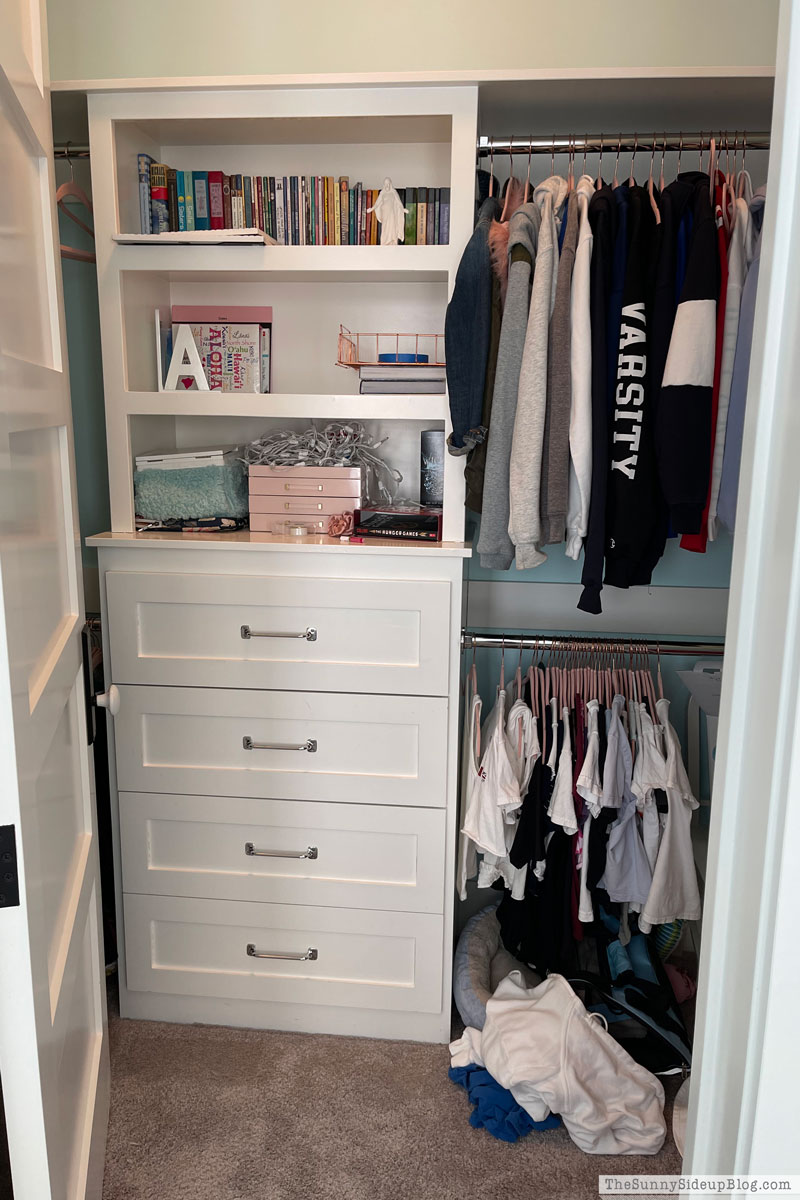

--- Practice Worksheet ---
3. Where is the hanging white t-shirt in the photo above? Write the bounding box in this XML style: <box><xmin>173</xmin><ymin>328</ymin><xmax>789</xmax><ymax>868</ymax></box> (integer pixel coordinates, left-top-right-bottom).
<box><xmin>577</xmin><ymin>698</ymin><xmax>603</xmax><ymax>816</ymax></box>
<box><xmin>639</xmin><ymin>699</ymin><xmax>702</xmax><ymax>932</ymax></box>
<box><xmin>548</xmin><ymin>706</ymin><xmax>578</xmax><ymax>834</ymax></box>
<box><xmin>631</xmin><ymin>701</ymin><xmax>666</xmax><ymax>872</ymax></box>
<box><xmin>456</xmin><ymin>680</ymin><xmax>483</xmax><ymax>901</ymax></box>
<box><xmin>461</xmin><ymin>688</ymin><xmax>519</xmax><ymax>860</ymax></box>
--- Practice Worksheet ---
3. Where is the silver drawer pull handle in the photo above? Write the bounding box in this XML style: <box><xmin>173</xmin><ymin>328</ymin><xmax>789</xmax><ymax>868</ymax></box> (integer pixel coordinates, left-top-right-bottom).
<box><xmin>241</xmin><ymin>625</ymin><xmax>317</xmax><ymax>642</ymax></box>
<box><xmin>245</xmin><ymin>842</ymin><xmax>318</xmax><ymax>860</ymax></box>
<box><xmin>247</xmin><ymin>944</ymin><xmax>318</xmax><ymax>962</ymax></box>
<box><xmin>242</xmin><ymin>736</ymin><xmax>317</xmax><ymax>753</ymax></box>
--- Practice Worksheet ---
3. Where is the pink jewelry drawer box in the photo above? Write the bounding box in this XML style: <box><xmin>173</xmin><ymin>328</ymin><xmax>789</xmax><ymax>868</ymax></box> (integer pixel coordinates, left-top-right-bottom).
<box><xmin>249</xmin><ymin>514</ymin><xmax>329</xmax><ymax>533</ymax></box>
<box><xmin>249</xmin><ymin>495</ymin><xmax>354</xmax><ymax>516</ymax></box>
<box><xmin>249</xmin><ymin>465</ymin><xmax>362</xmax><ymax>499</ymax></box>
<box><xmin>248</xmin><ymin>465</ymin><xmax>362</xmax><ymax>534</ymax></box>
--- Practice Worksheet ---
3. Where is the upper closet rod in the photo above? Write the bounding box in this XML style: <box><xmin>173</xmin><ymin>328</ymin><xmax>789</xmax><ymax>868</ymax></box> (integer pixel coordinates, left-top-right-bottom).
<box><xmin>477</xmin><ymin>132</ymin><xmax>770</xmax><ymax>155</ymax></box>
<box><xmin>54</xmin><ymin>143</ymin><xmax>90</xmax><ymax>159</ymax></box>
<box><xmin>461</xmin><ymin>630</ymin><xmax>724</xmax><ymax>657</ymax></box>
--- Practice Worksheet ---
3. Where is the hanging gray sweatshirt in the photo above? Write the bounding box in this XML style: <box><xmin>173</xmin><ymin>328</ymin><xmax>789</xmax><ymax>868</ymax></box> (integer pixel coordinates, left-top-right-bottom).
<box><xmin>541</xmin><ymin>187</ymin><xmax>580</xmax><ymax>544</ymax></box>
<box><xmin>509</xmin><ymin>175</ymin><xmax>568</xmax><ymax>568</ymax></box>
<box><xmin>477</xmin><ymin>203</ymin><xmax>541</xmax><ymax>570</ymax></box>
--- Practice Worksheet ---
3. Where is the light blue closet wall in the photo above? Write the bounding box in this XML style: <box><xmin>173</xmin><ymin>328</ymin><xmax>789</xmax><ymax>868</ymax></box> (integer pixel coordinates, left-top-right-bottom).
<box><xmin>53</xmin><ymin>101</ymin><xmax>109</xmax><ymax>613</ymax></box>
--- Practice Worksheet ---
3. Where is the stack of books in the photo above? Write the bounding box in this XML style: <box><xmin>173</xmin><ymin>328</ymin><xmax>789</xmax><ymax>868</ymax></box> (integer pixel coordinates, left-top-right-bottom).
<box><xmin>358</xmin><ymin>364</ymin><xmax>446</xmax><ymax>395</ymax></box>
<box><xmin>168</xmin><ymin>305</ymin><xmax>272</xmax><ymax>393</ymax></box>
<box><xmin>138</xmin><ymin>155</ymin><xmax>450</xmax><ymax>244</ymax></box>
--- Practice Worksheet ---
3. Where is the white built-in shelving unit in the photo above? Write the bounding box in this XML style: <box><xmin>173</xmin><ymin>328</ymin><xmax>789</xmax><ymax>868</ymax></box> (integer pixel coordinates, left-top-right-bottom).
<box><xmin>88</xmin><ymin>86</ymin><xmax>478</xmax><ymax>540</ymax></box>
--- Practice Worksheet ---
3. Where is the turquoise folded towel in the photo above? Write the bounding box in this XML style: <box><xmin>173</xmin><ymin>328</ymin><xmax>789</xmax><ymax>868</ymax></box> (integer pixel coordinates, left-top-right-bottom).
<box><xmin>134</xmin><ymin>463</ymin><xmax>248</xmax><ymax>521</ymax></box>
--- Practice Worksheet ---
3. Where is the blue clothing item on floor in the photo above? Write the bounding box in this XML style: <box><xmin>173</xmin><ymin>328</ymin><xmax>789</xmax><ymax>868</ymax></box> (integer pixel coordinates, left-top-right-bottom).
<box><xmin>448</xmin><ymin>1064</ymin><xmax>562</xmax><ymax>1142</ymax></box>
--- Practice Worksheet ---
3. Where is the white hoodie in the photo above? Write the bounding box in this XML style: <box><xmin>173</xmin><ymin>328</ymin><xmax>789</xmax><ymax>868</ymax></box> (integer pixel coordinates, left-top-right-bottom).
<box><xmin>565</xmin><ymin>174</ymin><xmax>595</xmax><ymax>558</ymax></box>
<box><xmin>508</xmin><ymin>175</ymin><xmax>567</xmax><ymax>568</ymax></box>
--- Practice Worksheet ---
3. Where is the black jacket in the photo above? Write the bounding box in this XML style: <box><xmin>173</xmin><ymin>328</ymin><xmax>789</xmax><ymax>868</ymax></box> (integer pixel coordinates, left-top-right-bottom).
<box><xmin>654</xmin><ymin>172</ymin><xmax>719</xmax><ymax>533</ymax></box>
<box><xmin>445</xmin><ymin>195</ymin><xmax>501</xmax><ymax>455</ymax></box>
<box><xmin>604</xmin><ymin>184</ymin><xmax>662</xmax><ymax>588</ymax></box>
<box><xmin>578</xmin><ymin>183</ymin><xmax>617</xmax><ymax>615</ymax></box>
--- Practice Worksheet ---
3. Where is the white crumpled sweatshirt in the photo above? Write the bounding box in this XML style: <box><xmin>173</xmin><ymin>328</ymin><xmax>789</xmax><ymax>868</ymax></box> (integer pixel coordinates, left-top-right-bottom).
<box><xmin>453</xmin><ymin>971</ymin><xmax>666</xmax><ymax>1156</ymax></box>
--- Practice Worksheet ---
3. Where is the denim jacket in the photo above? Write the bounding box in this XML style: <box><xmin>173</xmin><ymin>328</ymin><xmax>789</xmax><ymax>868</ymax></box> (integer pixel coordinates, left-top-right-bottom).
<box><xmin>445</xmin><ymin>195</ymin><xmax>501</xmax><ymax>454</ymax></box>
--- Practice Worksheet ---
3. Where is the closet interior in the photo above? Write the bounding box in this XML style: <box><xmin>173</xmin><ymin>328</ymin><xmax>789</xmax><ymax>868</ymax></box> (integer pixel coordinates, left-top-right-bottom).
<box><xmin>58</xmin><ymin>64</ymin><xmax>774</xmax><ymax>1164</ymax></box>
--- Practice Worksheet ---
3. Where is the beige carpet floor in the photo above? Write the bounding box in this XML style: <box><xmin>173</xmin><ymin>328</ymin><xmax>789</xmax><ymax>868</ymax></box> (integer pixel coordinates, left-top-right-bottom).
<box><xmin>102</xmin><ymin>988</ymin><xmax>682</xmax><ymax>1200</ymax></box>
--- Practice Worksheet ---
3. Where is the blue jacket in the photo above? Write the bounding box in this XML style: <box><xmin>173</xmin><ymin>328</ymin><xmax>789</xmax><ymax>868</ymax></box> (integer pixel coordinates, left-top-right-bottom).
<box><xmin>446</xmin><ymin>195</ymin><xmax>501</xmax><ymax>454</ymax></box>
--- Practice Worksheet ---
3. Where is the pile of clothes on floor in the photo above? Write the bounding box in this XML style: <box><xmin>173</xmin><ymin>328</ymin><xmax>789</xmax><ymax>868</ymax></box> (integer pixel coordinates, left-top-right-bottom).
<box><xmin>449</xmin><ymin>970</ymin><xmax>667</xmax><ymax>1154</ymax></box>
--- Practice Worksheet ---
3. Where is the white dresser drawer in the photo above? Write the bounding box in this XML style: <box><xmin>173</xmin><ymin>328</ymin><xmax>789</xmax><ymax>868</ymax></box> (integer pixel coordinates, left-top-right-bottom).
<box><xmin>114</xmin><ymin>686</ymin><xmax>448</xmax><ymax>807</ymax></box>
<box><xmin>105</xmin><ymin>570</ymin><xmax>450</xmax><ymax>695</ymax></box>
<box><xmin>124</xmin><ymin>894</ymin><xmax>444</xmax><ymax>1014</ymax></box>
<box><xmin>119</xmin><ymin>792</ymin><xmax>446</xmax><ymax>912</ymax></box>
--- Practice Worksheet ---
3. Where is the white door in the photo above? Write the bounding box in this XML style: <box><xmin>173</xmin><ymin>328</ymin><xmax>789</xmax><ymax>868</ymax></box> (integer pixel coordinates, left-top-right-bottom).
<box><xmin>0</xmin><ymin>2</ymin><xmax>109</xmax><ymax>1198</ymax></box>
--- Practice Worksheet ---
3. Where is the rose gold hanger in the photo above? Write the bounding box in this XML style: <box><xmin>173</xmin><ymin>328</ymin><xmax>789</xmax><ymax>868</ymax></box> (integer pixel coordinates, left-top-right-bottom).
<box><xmin>737</xmin><ymin>131</ymin><xmax>748</xmax><ymax>198</ymax></box>
<box><xmin>613</xmin><ymin>133</ymin><xmax>622</xmax><ymax>188</ymax></box>
<box><xmin>648</xmin><ymin>133</ymin><xmax>661</xmax><ymax>223</ymax></box>
<box><xmin>500</xmin><ymin>145</ymin><xmax>517</xmax><ymax>222</ymax></box>
<box><xmin>57</xmin><ymin>146</ymin><xmax>96</xmax><ymax>264</ymax></box>
<box><xmin>525</xmin><ymin>137</ymin><xmax>533</xmax><ymax>203</ymax></box>
<box><xmin>628</xmin><ymin>132</ymin><xmax>638</xmax><ymax>186</ymax></box>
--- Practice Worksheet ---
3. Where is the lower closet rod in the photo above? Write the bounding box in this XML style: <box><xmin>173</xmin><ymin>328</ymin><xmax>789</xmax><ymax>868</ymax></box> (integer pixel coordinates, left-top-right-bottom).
<box><xmin>461</xmin><ymin>630</ymin><xmax>724</xmax><ymax>657</ymax></box>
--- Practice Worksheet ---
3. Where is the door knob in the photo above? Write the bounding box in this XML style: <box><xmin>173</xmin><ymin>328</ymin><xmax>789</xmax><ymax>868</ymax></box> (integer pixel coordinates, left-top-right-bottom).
<box><xmin>95</xmin><ymin>684</ymin><xmax>120</xmax><ymax>716</ymax></box>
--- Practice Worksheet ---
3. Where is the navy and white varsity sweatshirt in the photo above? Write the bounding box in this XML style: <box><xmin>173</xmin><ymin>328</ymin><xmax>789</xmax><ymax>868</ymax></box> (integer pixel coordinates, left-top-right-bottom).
<box><xmin>655</xmin><ymin>172</ymin><xmax>719</xmax><ymax>534</ymax></box>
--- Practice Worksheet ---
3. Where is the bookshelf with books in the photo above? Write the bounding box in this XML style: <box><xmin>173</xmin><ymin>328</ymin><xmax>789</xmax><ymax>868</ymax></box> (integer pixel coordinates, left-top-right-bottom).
<box><xmin>88</xmin><ymin>86</ymin><xmax>476</xmax><ymax>540</ymax></box>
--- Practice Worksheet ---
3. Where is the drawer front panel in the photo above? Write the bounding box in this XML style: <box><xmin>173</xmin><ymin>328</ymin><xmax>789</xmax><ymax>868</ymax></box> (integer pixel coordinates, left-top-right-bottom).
<box><xmin>114</xmin><ymin>686</ymin><xmax>448</xmax><ymax>807</ymax></box>
<box><xmin>249</xmin><ymin>478</ymin><xmax>362</xmax><ymax>498</ymax></box>
<box><xmin>124</xmin><ymin>894</ymin><xmax>444</xmax><ymax>1013</ymax></box>
<box><xmin>106</xmin><ymin>571</ymin><xmax>450</xmax><ymax>695</ymax></box>
<box><xmin>248</xmin><ymin>496</ymin><xmax>357</xmax><ymax>516</ymax></box>
<box><xmin>119</xmin><ymin>792</ymin><xmax>446</xmax><ymax>912</ymax></box>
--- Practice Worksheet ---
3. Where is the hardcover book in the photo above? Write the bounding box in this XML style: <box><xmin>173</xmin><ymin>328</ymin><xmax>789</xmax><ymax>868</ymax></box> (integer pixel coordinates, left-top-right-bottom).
<box><xmin>167</xmin><ymin>168</ymin><xmax>178</xmax><ymax>231</ymax></box>
<box><xmin>149</xmin><ymin>163</ymin><xmax>170</xmax><ymax>234</ymax></box>
<box><xmin>339</xmin><ymin>177</ymin><xmax>348</xmax><ymax>245</ymax></box>
<box><xmin>244</xmin><ymin>175</ymin><xmax>252</xmax><ymax>228</ymax></box>
<box><xmin>184</xmin><ymin>174</ymin><xmax>195</xmax><ymax>230</ymax></box>
<box><xmin>207</xmin><ymin>171</ymin><xmax>224</xmax><ymax>229</ymax></box>
<box><xmin>137</xmin><ymin>153</ymin><xmax>153</xmax><ymax>234</ymax></box>
<box><xmin>404</xmin><ymin>187</ymin><xmax>417</xmax><ymax>245</ymax></box>
<box><xmin>193</xmin><ymin>172</ymin><xmax>210</xmax><ymax>230</ymax></box>
<box><xmin>176</xmin><ymin>170</ymin><xmax>187</xmax><ymax>231</ymax></box>
<box><xmin>282</xmin><ymin>176</ymin><xmax>290</xmax><ymax>244</ymax></box>
<box><xmin>275</xmin><ymin>177</ymin><xmax>286</xmax><ymax>243</ymax></box>
<box><xmin>439</xmin><ymin>187</ymin><xmax>451</xmax><ymax>244</ymax></box>
<box><xmin>222</xmin><ymin>175</ymin><xmax>232</xmax><ymax>229</ymax></box>
<box><xmin>417</xmin><ymin>186</ymin><xmax>427</xmax><ymax>245</ymax></box>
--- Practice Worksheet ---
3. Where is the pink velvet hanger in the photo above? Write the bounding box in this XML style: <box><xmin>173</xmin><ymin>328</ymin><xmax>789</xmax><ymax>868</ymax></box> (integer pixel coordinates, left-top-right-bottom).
<box><xmin>57</xmin><ymin>158</ymin><xmax>96</xmax><ymax>264</ymax></box>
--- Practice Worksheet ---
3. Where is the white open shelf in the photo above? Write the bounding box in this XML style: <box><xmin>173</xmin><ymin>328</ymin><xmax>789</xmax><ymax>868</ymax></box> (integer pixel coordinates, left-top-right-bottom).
<box><xmin>126</xmin><ymin>391</ymin><xmax>449</xmax><ymax>421</ymax></box>
<box><xmin>110</xmin><ymin>243</ymin><xmax>453</xmax><ymax>283</ymax></box>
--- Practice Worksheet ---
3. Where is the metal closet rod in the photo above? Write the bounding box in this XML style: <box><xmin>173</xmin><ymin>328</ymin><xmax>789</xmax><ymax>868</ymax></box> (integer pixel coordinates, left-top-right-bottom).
<box><xmin>477</xmin><ymin>132</ymin><xmax>770</xmax><ymax>155</ymax></box>
<box><xmin>54</xmin><ymin>143</ymin><xmax>90</xmax><ymax>158</ymax></box>
<box><xmin>461</xmin><ymin>630</ymin><xmax>724</xmax><ymax>657</ymax></box>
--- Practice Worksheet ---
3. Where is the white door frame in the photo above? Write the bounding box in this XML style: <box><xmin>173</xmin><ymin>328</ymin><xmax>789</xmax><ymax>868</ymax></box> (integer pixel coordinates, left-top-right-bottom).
<box><xmin>686</xmin><ymin>0</ymin><xmax>800</xmax><ymax>1174</ymax></box>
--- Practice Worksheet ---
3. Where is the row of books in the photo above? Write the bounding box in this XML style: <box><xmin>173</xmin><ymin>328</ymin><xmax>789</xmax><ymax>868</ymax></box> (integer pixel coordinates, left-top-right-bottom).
<box><xmin>139</xmin><ymin>156</ymin><xmax>450</xmax><ymax>245</ymax></box>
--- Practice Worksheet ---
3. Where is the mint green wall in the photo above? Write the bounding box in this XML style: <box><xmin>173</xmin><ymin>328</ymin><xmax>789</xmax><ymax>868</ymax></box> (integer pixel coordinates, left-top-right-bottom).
<box><xmin>55</xmin><ymin>145</ymin><xmax>109</xmax><ymax>613</ymax></box>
